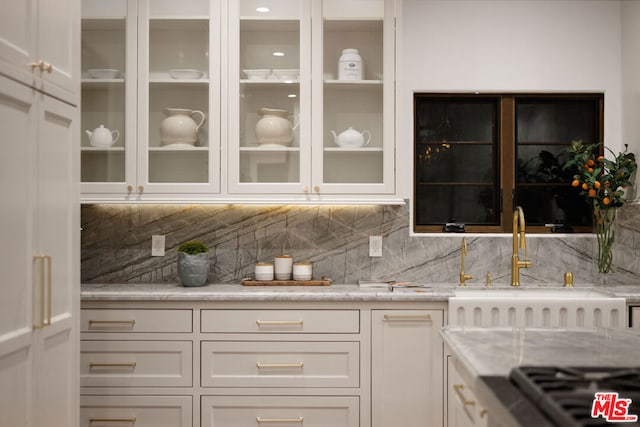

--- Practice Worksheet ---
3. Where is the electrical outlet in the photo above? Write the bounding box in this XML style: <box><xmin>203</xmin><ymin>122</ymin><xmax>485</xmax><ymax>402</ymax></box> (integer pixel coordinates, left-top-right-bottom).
<box><xmin>151</xmin><ymin>235</ymin><xmax>165</xmax><ymax>256</ymax></box>
<box><xmin>369</xmin><ymin>235</ymin><xmax>382</xmax><ymax>257</ymax></box>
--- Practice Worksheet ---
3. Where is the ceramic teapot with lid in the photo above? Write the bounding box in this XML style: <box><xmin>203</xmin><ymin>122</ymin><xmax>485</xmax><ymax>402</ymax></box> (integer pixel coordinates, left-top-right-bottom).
<box><xmin>331</xmin><ymin>127</ymin><xmax>371</xmax><ymax>147</ymax></box>
<box><xmin>85</xmin><ymin>125</ymin><xmax>120</xmax><ymax>147</ymax></box>
<box><xmin>255</xmin><ymin>108</ymin><xmax>298</xmax><ymax>146</ymax></box>
<box><xmin>160</xmin><ymin>108</ymin><xmax>206</xmax><ymax>146</ymax></box>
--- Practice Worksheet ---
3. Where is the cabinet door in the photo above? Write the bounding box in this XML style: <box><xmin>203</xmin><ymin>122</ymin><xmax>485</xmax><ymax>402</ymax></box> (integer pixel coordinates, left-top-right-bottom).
<box><xmin>34</xmin><ymin>91</ymin><xmax>80</xmax><ymax>427</ymax></box>
<box><xmin>312</xmin><ymin>0</ymin><xmax>395</xmax><ymax>195</ymax></box>
<box><xmin>0</xmin><ymin>77</ymin><xmax>37</xmax><ymax>427</ymax></box>
<box><xmin>227</xmin><ymin>0</ymin><xmax>312</xmax><ymax>195</ymax></box>
<box><xmin>80</xmin><ymin>0</ymin><xmax>137</xmax><ymax>195</ymax></box>
<box><xmin>137</xmin><ymin>0</ymin><xmax>221</xmax><ymax>195</ymax></box>
<box><xmin>37</xmin><ymin>0</ymin><xmax>81</xmax><ymax>104</ymax></box>
<box><xmin>371</xmin><ymin>310</ymin><xmax>444</xmax><ymax>427</ymax></box>
<box><xmin>0</xmin><ymin>0</ymin><xmax>37</xmax><ymax>87</ymax></box>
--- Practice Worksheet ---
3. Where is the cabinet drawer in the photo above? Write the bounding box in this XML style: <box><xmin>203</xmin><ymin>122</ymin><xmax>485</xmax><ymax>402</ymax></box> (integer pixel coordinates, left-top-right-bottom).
<box><xmin>201</xmin><ymin>341</ymin><xmax>359</xmax><ymax>388</ymax></box>
<box><xmin>201</xmin><ymin>396</ymin><xmax>359</xmax><ymax>427</ymax></box>
<box><xmin>201</xmin><ymin>309</ymin><xmax>359</xmax><ymax>333</ymax></box>
<box><xmin>81</xmin><ymin>309</ymin><xmax>192</xmax><ymax>333</ymax></box>
<box><xmin>81</xmin><ymin>340</ymin><xmax>192</xmax><ymax>387</ymax></box>
<box><xmin>81</xmin><ymin>395</ymin><xmax>192</xmax><ymax>427</ymax></box>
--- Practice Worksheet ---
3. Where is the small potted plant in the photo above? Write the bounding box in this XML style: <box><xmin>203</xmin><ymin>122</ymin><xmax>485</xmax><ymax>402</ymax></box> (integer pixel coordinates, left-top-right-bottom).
<box><xmin>177</xmin><ymin>240</ymin><xmax>210</xmax><ymax>287</ymax></box>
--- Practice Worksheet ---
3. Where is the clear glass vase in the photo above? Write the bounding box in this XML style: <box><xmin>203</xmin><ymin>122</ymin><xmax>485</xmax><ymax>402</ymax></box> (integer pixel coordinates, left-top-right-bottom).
<box><xmin>595</xmin><ymin>208</ymin><xmax>616</xmax><ymax>274</ymax></box>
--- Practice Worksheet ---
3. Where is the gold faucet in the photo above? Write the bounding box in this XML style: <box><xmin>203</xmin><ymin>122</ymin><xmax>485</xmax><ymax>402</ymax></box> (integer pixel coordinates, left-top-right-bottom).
<box><xmin>511</xmin><ymin>206</ymin><xmax>531</xmax><ymax>286</ymax></box>
<box><xmin>459</xmin><ymin>238</ymin><xmax>473</xmax><ymax>286</ymax></box>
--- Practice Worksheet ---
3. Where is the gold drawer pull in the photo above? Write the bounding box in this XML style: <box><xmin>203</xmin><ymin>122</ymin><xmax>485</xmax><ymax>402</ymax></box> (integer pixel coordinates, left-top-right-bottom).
<box><xmin>257</xmin><ymin>362</ymin><xmax>304</xmax><ymax>369</ymax></box>
<box><xmin>89</xmin><ymin>362</ymin><xmax>137</xmax><ymax>369</ymax></box>
<box><xmin>257</xmin><ymin>417</ymin><xmax>303</xmax><ymax>423</ymax></box>
<box><xmin>480</xmin><ymin>408</ymin><xmax>488</xmax><ymax>418</ymax></box>
<box><xmin>384</xmin><ymin>314</ymin><xmax>432</xmax><ymax>321</ymax></box>
<box><xmin>256</xmin><ymin>320</ymin><xmax>303</xmax><ymax>326</ymax></box>
<box><xmin>88</xmin><ymin>320</ymin><xmax>136</xmax><ymax>327</ymax></box>
<box><xmin>453</xmin><ymin>384</ymin><xmax>476</xmax><ymax>406</ymax></box>
<box><xmin>89</xmin><ymin>418</ymin><xmax>136</xmax><ymax>424</ymax></box>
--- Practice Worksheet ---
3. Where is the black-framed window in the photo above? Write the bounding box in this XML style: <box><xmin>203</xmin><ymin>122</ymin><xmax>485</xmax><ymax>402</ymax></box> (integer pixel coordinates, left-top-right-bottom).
<box><xmin>414</xmin><ymin>93</ymin><xmax>603</xmax><ymax>233</ymax></box>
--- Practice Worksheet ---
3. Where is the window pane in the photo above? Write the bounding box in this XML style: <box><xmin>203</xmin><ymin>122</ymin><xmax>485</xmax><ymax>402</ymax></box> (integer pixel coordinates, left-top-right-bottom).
<box><xmin>516</xmin><ymin>99</ymin><xmax>599</xmax><ymax>143</ymax></box>
<box><xmin>515</xmin><ymin>96</ymin><xmax>601</xmax><ymax>228</ymax></box>
<box><xmin>414</xmin><ymin>95</ymin><xmax>500</xmax><ymax>228</ymax></box>
<box><xmin>416</xmin><ymin>185</ymin><xmax>499</xmax><ymax>225</ymax></box>
<box><xmin>417</xmin><ymin>143</ymin><xmax>494</xmax><ymax>183</ymax></box>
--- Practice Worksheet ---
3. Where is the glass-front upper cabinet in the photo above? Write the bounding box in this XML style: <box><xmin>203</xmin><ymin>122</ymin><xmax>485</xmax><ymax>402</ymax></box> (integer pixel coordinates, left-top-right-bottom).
<box><xmin>81</xmin><ymin>0</ymin><xmax>133</xmax><ymax>194</ymax></box>
<box><xmin>313</xmin><ymin>0</ymin><xmax>395</xmax><ymax>195</ymax></box>
<box><xmin>227</xmin><ymin>0</ymin><xmax>311</xmax><ymax>195</ymax></box>
<box><xmin>137</xmin><ymin>0</ymin><xmax>220</xmax><ymax>195</ymax></box>
<box><xmin>81</xmin><ymin>0</ymin><xmax>220</xmax><ymax>200</ymax></box>
<box><xmin>228</xmin><ymin>0</ymin><xmax>396</xmax><ymax>199</ymax></box>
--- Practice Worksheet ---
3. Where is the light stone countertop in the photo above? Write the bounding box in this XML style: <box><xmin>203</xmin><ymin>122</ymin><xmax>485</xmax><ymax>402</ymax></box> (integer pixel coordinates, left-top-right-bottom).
<box><xmin>80</xmin><ymin>282</ymin><xmax>640</xmax><ymax>302</ymax></box>
<box><xmin>80</xmin><ymin>282</ymin><xmax>453</xmax><ymax>302</ymax></box>
<box><xmin>441</xmin><ymin>327</ymin><xmax>640</xmax><ymax>427</ymax></box>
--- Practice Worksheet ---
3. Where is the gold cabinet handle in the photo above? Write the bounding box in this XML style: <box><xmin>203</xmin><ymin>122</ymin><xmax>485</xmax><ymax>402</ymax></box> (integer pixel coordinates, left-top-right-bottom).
<box><xmin>302</xmin><ymin>186</ymin><xmax>309</xmax><ymax>193</ymax></box>
<box><xmin>89</xmin><ymin>418</ymin><xmax>136</xmax><ymax>424</ymax></box>
<box><xmin>256</xmin><ymin>417</ymin><xmax>303</xmax><ymax>423</ymax></box>
<box><xmin>313</xmin><ymin>185</ymin><xmax>320</xmax><ymax>192</ymax></box>
<box><xmin>32</xmin><ymin>255</ymin><xmax>51</xmax><ymax>328</ymax></box>
<box><xmin>256</xmin><ymin>320</ymin><xmax>303</xmax><ymax>326</ymax></box>
<box><xmin>88</xmin><ymin>319</ymin><xmax>136</xmax><ymax>328</ymax></box>
<box><xmin>40</xmin><ymin>61</ymin><xmax>53</xmax><ymax>73</ymax></box>
<box><xmin>138</xmin><ymin>185</ymin><xmax>144</xmax><ymax>193</ymax></box>
<box><xmin>383</xmin><ymin>314</ymin><xmax>432</xmax><ymax>321</ymax></box>
<box><xmin>33</xmin><ymin>256</ymin><xmax>46</xmax><ymax>329</ymax></box>
<box><xmin>127</xmin><ymin>185</ymin><xmax>133</xmax><ymax>192</ymax></box>
<box><xmin>28</xmin><ymin>60</ymin><xmax>43</xmax><ymax>70</ymax></box>
<box><xmin>257</xmin><ymin>362</ymin><xmax>304</xmax><ymax>369</ymax></box>
<box><xmin>453</xmin><ymin>384</ymin><xmax>476</xmax><ymax>406</ymax></box>
<box><xmin>89</xmin><ymin>362</ymin><xmax>137</xmax><ymax>369</ymax></box>
<box><xmin>480</xmin><ymin>408</ymin><xmax>488</xmax><ymax>418</ymax></box>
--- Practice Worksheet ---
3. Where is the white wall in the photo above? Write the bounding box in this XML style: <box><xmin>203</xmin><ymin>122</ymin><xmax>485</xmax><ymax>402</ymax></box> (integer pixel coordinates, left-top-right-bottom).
<box><xmin>397</xmin><ymin>0</ymin><xmax>623</xmax><ymax>198</ymax></box>
<box><xmin>622</xmin><ymin>0</ymin><xmax>640</xmax><ymax>198</ymax></box>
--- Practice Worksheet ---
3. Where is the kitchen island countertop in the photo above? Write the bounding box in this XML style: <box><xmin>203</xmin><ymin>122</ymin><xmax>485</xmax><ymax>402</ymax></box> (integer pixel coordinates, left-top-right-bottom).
<box><xmin>442</xmin><ymin>327</ymin><xmax>640</xmax><ymax>427</ymax></box>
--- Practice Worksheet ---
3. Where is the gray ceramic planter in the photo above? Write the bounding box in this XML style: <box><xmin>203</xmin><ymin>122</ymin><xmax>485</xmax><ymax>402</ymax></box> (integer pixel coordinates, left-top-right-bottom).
<box><xmin>177</xmin><ymin>252</ymin><xmax>210</xmax><ymax>287</ymax></box>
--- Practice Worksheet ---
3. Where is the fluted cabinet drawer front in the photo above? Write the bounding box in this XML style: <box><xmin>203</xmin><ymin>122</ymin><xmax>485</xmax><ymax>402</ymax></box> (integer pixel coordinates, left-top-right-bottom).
<box><xmin>201</xmin><ymin>341</ymin><xmax>359</xmax><ymax>388</ymax></box>
<box><xmin>81</xmin><ymin>395</ymin><xmax>192</xmax><ymax>427</ymax></box>
<box><xmin>81</xmin><ymin>309</ymin><xmax>192</xmax><ymax>333</ymax></box>
<box><xmin>81</xmin><ymin>341</ymin><xmax>192</xmax><ymax>387</ymax></box>
<box><xmin>201</xmin><ymin>309</ymin><xmax>359</xmax><ymax>333</ymax></box>
<box><xmin>201</xmin><ymin>396</ymin><xmax>359</xmax><ymax>427</ymax></box>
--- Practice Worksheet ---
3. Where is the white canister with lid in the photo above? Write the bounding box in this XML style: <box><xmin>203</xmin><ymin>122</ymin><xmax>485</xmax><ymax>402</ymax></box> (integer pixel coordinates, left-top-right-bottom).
<box><xmin>293</xmin><ymin>262</ymin><xmax>312</xmax><ymax>281</ymax></box>
<box><xmin>338</xmin><ymin>48</ymin><xmax>362</xmax><ymax>80</ymax></box>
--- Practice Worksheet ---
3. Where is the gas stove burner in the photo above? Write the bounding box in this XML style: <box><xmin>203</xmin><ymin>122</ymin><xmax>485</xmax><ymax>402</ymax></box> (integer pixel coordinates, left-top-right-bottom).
<box><xmin>510</xmin><ymin>366</ymin><xmax>640</xmax><ymax>427</ymax></box>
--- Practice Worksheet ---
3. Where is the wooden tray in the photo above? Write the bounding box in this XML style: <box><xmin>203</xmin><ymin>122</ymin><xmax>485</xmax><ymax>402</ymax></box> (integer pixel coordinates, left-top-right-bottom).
<box><xmin>242</xmin><ymin>278</ymin><xmax>332</xmax><ymax>286</ymax></box>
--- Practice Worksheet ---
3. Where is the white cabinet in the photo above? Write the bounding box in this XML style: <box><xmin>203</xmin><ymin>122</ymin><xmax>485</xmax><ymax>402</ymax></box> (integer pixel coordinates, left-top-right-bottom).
<box><xmin>228</xmin><ymin>0</ymin><xmax>396</xmax><ymax>200</ymax></box>
<box><xmin>80</xmin><ymin>0</ymin><xmax>221</xmax><ymax>200</ymax></box>
<box><xmin>0</xmin><ymin>75</ymin><xmax>79</xmax><ymax>427</ymax></box>
<box><xmin>446</xmin><ymin>356</ymin><xmax>488</xmax><ymax>427</ymax></box>
<box><xmin>202</xmin><ymin>396</ymin><xmax>359</xmax><ymax>427</ymax></box>
<box><xmin>371</xmin><ymin>309</ymin><xmax>445</xmax><ymax>427</ymax></box>
<box><xmin>80</xmin><ymin>308</ymin><xmax>194</xmax><ymax>425</ymax></box>
<box><xmin>0</xmin><ymin>0</ymin><xmax>79</xmax><ymax>104</ymax></box>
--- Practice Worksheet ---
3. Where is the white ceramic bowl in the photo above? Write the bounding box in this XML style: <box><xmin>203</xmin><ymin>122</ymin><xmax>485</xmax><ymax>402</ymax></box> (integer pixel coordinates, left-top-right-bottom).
<box><xmin>87</xmin><ymin>68</ymin><xmax>120</xmax><ymax>79</ymax></box>
<box><xmin>168</xmin><ymin>69</ymin><xmax>204</xmax><ymax>79</ymax></box>
<box><xmin>272</xmin><ymin>69</ymin><xmax>299</xmax><ymax>81</ymax></box>
<box><xmin>243</xmin><ymin>69</ymin><xmax>270</xmax><ymax>80</ymax></box>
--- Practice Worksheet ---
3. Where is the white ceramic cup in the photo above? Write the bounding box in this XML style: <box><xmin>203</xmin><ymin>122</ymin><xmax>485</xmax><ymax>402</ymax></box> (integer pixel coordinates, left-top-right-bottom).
<box><xmin>274</xmin><ymin>255</ymin><xmax>293</xmax><ymax>280</ymax></box>
<box><xmin>254</xmin><ymin>262</ymin><xmax>274</xmax><ymax>281</ymax></box>
<box><xmin>293</xmin><ymin>262</ymin><xmax>312</xmax><ymax>281</ymax></box>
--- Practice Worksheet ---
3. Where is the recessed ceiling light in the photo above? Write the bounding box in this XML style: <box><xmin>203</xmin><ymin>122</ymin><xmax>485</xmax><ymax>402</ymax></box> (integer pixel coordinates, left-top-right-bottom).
<box><xmin>273</xmin><ymin>51</ymin><xmax>285</xmax><ymax>57</ymax></box>
<box><xmin>288</xmin><ymin>94</ymin><xmax>297</xmax><ymax>98</ymax></box>
<box><xmin>256</xmin><ymin>7</ymin><xmax>269</xmax><ymax>13</ymax></box>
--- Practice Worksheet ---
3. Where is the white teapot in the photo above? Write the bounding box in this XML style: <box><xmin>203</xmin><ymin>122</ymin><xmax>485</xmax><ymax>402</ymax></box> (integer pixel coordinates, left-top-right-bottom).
<box><xmin>85</xmin><ymin>125</ymin><xmax>120</xmax><ymax>147</ymax></box>
<box><xmin>332</xmin><ymin>127</ymin><xmax>371</xmax><ymax>148</ymax></box>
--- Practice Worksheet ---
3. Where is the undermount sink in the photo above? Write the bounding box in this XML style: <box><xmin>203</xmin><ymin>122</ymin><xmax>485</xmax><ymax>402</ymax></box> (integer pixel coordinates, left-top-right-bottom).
<box><xmin>449</xmin><ymin>286</ymin><xmax>625</xmax><ymax>329</ymax></box>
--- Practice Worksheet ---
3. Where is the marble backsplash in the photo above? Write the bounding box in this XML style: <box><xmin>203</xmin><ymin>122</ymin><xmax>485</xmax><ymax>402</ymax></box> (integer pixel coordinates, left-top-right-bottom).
<box><xmin>81</xmin><ymin>203</ymin><xmax>640</xmax><ymax>286</ymax></box>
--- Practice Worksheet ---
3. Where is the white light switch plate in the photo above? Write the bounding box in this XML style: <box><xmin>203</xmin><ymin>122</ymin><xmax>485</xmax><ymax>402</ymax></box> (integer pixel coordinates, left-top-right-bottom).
<box><xmin>369</xmin><ymin>236</ymin><xmax>382</xmax><ymax>257</ymax></box>
<box><xmin>152</xmin><ymin>235</ymin><xmax>165</xmax><ymax>256</ymax></box>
